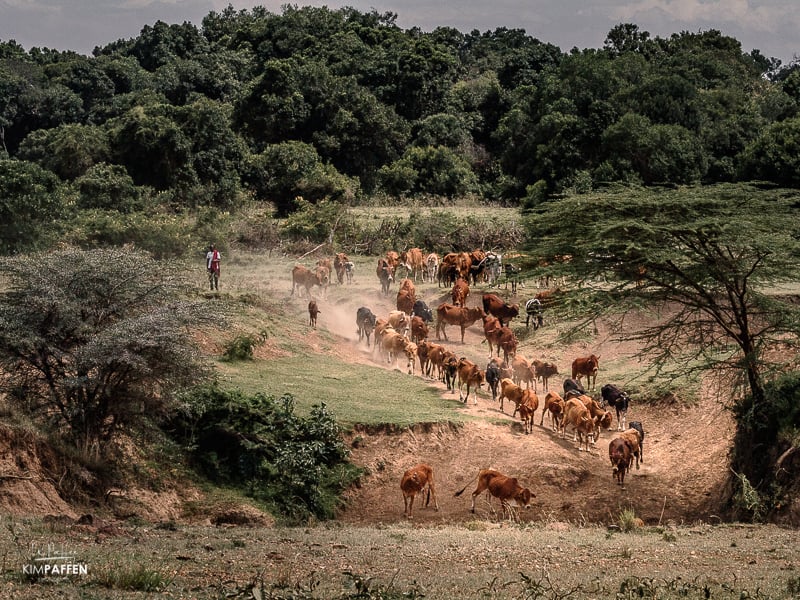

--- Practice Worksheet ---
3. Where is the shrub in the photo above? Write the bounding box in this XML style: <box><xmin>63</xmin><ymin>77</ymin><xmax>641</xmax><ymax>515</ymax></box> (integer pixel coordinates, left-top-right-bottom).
<box><xmin>222</xmin><ymin>332</ymin><xmax>266</xmax><ymax>361</ymax></box>
<box><xmin>168</xmin><ymin>387</ymin><xmax>363</xmax><ymax>523</ymax></box>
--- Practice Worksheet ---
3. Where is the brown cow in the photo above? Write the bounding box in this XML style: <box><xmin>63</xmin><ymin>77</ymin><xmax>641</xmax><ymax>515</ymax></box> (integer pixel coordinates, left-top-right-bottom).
<box><xmin>608</xmin><ymin>437</ymin><xmax>634</xmax><ymax>487</ymax></box>
<box><xmin>540</xmin><ymin>390</ymin><xmax>565</xmax><ymax>431</ymax></box>
<box><xmin>451</xmin><ymin>277</ymin><xmax>470</xmax><ymax>307</ymax></box>
<box><xmin>571</xmin><ymin>354</ymin><xmax>600</xmax><ymax>389</ymax></box>
<box><xmin>517</xmin><ymin>391</ymin><xmax>539</xmax><ymax>434</ymax></box>
<box><xmin>382</xmin><ymin>330</ymin><xmax>417</xmax><ymax>374</ymax></box>
<box><xmin>560</xmin><ymin>397</ymin><xmax>595</xmax><ymax>451</ymax></box>
<box><xmin>333</xmin><ymin>252</ymin><xmax>349</xmax><ymax>285</ymax></box>
<box><xmin>385</xmin><ymin>250</ymin><xmax>401</xmax><ymax>270</ymax></box>
<box><xmin>436</xmin><ymin>303</ymin><xmax>485</xmax><ymax>343</ymax></box>
<box><xmin>416</xmin><ymin>340</ymin><xmax>434</xmax><ymax>376</ymax></box>
<box><xmin>291</xmin><ymin>264</ymin><xmax>329</xmax><ymax>297</ymax></box>
<box><xmin>387</xmin><ymin>310</ymin><xmax>411</xmax><ymax>336</ymax></box>
<box><xmin>482</xmin><ymin>314</ymin><xmax>503</xmax><ymax>357</ymax></box>
<box><xmin>316</xmin><ymin>257</ymin><xmax>332</xmax><ymax>272</ymax></box>
<box><xmin>532</xmin><ymin>359</ymin><xmax>559</xmax><ymax>392</ymax></box>
<box><xmin>401</xmin><ymin>463</ymin><xmax>439</xmax><ymax>518</ymax></box>
<box><xmin>579</xmin><ymin>394</ymin><xmax>614</xmax><ymax>444</ymax></box>
<box><xmin>511</xmin><ymin>355</ymin><xmax>536</xmax><ymax>390</ymax></box>
<box><xmin>410</xmin><ymin>315</ymin><xmax>429</xmax><ymax>344</ymax></box>
<box><xmin>496</xmin><ymin>327</ymin><xmax>518</xmax><ymax>365</ymax></box>
<box><xmin>308</xmin><ymin>299</ymin><xmax>320</xmax><ymax>328</ymax></box>
<box><xmin>616</xmin><ymin>425</ymin><xmax>643</xmax><ymax>469</ymax></box>
<box><xmin>482</xmin><ymin>293</ymin><xmax>519</xmax><ymax>327</ymax></box>
<box><xmin>497</xmin><ymin>377</ymin><xmax>533</xmax><ymax>415</ymax></box>
<box><xmin>399</xmin><ymin>248</ymin><xmax>425</xmax><ymax>282</ymax></box>
<box><xmin>426</xmin><ymin>343</ymin><xmax>449</xmax><ymax>380</ymax></box>
<box><xmin>456</xmin><ymin>252</ymin><xmax>472</xmax><ymax>280</ymax></box>
<box><xmin>454</xmin><ymin>469</ymin><xmax>534</xmax><ymax>518</ymax></box>
<box><xmin>456</xmin><ymin>357</ymin><xmax>484</xmax><ymax>404</ymax></box>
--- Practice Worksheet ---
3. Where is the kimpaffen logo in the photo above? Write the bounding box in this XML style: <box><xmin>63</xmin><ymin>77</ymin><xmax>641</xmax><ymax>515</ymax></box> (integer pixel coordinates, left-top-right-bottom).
<box><xmin>22</xmin><ymin>542</ymin><xmax>88</xmax><ymax>577</ymax></box>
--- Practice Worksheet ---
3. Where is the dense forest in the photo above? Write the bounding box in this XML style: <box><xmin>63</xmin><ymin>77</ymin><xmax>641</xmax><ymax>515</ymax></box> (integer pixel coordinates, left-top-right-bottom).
<box><xmin>1</xmin><ymin>5</ymin><xmax>800</xmax><ymax>254</ymax></box>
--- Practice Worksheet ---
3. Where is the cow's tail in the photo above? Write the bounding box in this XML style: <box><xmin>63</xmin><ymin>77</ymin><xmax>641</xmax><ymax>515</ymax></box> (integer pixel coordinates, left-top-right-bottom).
<box><xmin>454</xmin><ymin>473</ymin><xmax>479</xmax><ymax>497</ymax></box>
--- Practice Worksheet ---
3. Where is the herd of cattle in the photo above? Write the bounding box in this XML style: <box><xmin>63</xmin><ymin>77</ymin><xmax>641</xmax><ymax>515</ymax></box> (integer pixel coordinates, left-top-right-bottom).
<box><xmin>290</xmin><ymin>249</ymin><xmax>647</xmax><ymax>520</ymax></box>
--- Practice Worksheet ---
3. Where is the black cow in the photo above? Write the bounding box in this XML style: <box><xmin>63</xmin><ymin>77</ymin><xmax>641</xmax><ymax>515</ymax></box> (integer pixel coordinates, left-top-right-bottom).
<box><xmin>412</xmin><ymin>299</ymin><xmax>433</xmax><ymax>323</ymax></box>
<box><xmin>356</xmin><ymin>306</ymin><xmax>377</xmax><ymax>347</ymax></box>
<box><xmin>629</xmin><ymin>421</ymin><xmax>645</xmax><ymax>462</ymax></box>
<box><xmin>485</xmin><ymin>358</ymin><xmax>502</xmax><ymax>402</ymax></box>
<box><xmin>525</xmin><ymin>298</ymin><xmax>543</xmax><ymax>329</ymax></box>
<box><xmin>563</xmin><ymin>377</ymin><xmax>586</xmax><ymax>399</ymax></box>
<box><xmin>602</xmin><ymin>383</ymin><xmax>631</xmax><ymax>431</ymax></box>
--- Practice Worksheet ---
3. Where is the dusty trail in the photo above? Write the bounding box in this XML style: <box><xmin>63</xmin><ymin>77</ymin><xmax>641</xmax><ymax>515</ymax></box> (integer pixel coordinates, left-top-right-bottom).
<box><xmin>296</xmin><ymin>272</ymin><xmax>734</xmax><ymax>526</ymax></box>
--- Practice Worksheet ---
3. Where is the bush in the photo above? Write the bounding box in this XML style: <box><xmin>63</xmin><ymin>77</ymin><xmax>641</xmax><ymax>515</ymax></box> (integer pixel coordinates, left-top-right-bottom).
<box><xmin>0</xmin><ymin>247</ymin><xmax>214</xmax><ymax>451</ymax></box>
<box><xmin>65</xmin><ymin>209</ymin><xmax>195</xmax><ymax>258</ymax></box>
<box><xmin>169</xmin><ymin>387</ymin><xmax>363</xmax><ymax>523</ymax></box>
<box><xmin>730</xmin><ymin>371</ymin><xmax>800</xmax><ymax>520</ymax></box>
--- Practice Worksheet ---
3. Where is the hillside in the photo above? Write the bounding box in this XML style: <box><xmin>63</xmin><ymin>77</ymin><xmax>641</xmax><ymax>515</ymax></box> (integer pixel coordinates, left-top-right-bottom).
<box><xmin>213</xmin><ymin>251</ymin><xmax>739</xmax><ymax>527</ymax></box>
<box><xmin>0</xmin><ymin>251</ymin><xmax>750</xmax><ymax>526</ymax></box>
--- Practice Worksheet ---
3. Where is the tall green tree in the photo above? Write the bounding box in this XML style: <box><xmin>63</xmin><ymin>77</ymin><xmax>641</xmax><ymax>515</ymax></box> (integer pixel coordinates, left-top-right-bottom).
<box><xmin>0</xmin><ymin>158</ymin><xmax>66</xmax><ymax>254</ymax></box>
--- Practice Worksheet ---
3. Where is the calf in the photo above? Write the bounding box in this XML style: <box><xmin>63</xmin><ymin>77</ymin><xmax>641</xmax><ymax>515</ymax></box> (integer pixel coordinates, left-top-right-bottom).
<box><xmin>451</xmin><ymin>277</ymin><xmax>470</xmax><ymax>307</ymax></box>
<box><xmin>387</xmin><ymin>310</ymin><xmax>411</xmax><ymax>337</ymax></box>
<box><xmin>497</xmin><ymin>327</ymin><xmax>518</xmax><ymax>365</ymax></box>
<box><xmin>511</xmin><ymin>355</ymin><xmax>536</xmax><ymax>390</ymax></box>
<box><xmin>454</xmin><ymin>469</ymin><xmax>534</xmax><ymax>519</ymax></box>
<box><xmin>308</xmin><ymin>300</ymin><xmax>320</xmax><ymax>328</ymax></box>
<box><xmin>602</xmin><ymin>383</ymin><xmax>631</xmax><ymax>431</ymax></box>
<box><xmin>376</xmin><ymin>257</ymin><xmax>394</xmax><ymax>295</ymax></box>
<box><xmin>497</xmin><ymin>378</ymin><xmax>532</xmax><ymax>416</ymax></box>
<box><xmin>333</xmin><ymin>252</ymin><xmax>349</xmax><ymax>285</ymax></box>
<box><xmin>401</xmin><ymin>463</ymin><xmax>439</xmax><ymax>518</ymax></box>
<box><xmin>614</xmin><ymin>427</ymin><xmax>643</xmax><ymax>476</ymax></box>
<box><xmin>579</xmin><ymin>394</ymin><xmax>613</xmax><ymax>444</ymax></box>
<box><xmin>425</xmin><ymin>252</ymin><xmax>440</xmax><ymax>283</ymax></box>
<box><xmin>628</xmin><ymin>421</ymin><xmax>645</xmax><ymax>464</ymax></box>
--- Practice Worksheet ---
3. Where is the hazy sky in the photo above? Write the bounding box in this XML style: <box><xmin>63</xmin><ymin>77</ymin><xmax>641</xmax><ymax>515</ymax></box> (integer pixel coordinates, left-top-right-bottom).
<box><xmin>1</xmin><ymin>0</ymin><xmax>797</xmax><ymax>65</ymax></box>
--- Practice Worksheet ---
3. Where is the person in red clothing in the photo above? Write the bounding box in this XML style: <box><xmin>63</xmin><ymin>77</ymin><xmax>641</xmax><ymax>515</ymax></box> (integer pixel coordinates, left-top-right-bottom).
<box><xmin>206</xmin><ymin>243</ymin><xmax>221</xmax><ymax>291</ymax></box>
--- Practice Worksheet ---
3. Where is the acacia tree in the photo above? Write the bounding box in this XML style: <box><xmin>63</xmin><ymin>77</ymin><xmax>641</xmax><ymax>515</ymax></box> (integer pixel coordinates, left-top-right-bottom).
<box><xmin>526</xmin><ymin>185</ymin><xmax>800</xmax><ymax>403</ymax></box>
<box><xmin>525</xmin><ymin>185</ymin><xmax>800</xmax><ymax>513</ymax></box>
<box><xmin>0</xmin><ymin>247</ymin><xmax>215</xmax><ymax>454</ymax></box>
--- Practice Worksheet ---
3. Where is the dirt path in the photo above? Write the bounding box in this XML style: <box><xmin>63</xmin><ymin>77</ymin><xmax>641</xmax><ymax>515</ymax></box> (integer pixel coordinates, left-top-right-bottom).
<box><xmin>305</xmin><ymin>276</ymin><xmax>735</xmax><ymax>526</ymax></box>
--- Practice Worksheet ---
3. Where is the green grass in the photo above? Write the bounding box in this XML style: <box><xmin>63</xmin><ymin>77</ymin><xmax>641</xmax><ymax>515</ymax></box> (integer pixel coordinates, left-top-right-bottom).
<box><xmin>215</xmin><ymin>353</ymin><xmax>473</xmax><ymax>427</ymax></box>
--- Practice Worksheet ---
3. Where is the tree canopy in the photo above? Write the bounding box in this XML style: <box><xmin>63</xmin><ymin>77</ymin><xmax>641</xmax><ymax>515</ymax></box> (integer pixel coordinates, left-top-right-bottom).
<box><xmin>1</xmin><ymin>8</ymin><xmax>799</xmax><ymax>233</ymax></box>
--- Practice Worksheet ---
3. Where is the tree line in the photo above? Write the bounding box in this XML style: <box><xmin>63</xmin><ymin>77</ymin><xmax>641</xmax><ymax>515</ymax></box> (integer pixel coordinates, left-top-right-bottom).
<box><xmin>2</xmin><ymin>6</ymin><xmax>800</xmax><ymax>253</ymax></box>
